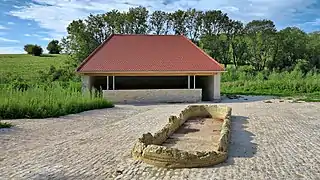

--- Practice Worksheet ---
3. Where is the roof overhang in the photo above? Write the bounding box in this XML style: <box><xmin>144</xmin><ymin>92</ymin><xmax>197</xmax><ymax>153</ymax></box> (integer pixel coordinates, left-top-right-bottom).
<box><xmin>77</xmin><ymin>70</ymin><xmax>226</xmax><ymax>76</ymax></box>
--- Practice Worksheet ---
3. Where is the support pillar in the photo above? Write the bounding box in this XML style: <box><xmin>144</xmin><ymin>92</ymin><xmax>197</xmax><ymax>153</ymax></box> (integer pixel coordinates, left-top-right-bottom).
<box><xmin>188</xmin><ymin>75</ymin><xmax>190</xmax><ymax>89</ymax></box>
<box><xmin>204</xmin><ymin>73</ymin><xmax>221</xmax><ymax>101</ymax></box>
<box><xmin>213</xmin><ymin>73</ymin><xmax>221</xmax><ymax>100</ymax></box>
<box><xmin>106</xmin><ymin>76</ymin><xmax>109</xmax><ymax>90</ymax></box>
<box><xmin>193</xmin><ymin>75</ymin><xmax>196</xmax><ymax>89</ymax></box>
<box><xmin>112</xmin><ymin>76</ymin><xmax>115</xmax><ymax>90</ymax></box>
<box><xmin>81</xmin><ymin>75</ymin><xmax>93</xmax><ymax>94</ymax></box>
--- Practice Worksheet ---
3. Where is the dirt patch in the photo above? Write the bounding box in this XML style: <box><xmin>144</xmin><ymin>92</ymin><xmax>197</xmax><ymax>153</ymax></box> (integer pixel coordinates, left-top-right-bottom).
<box><xmin>162</xmin><ymin>118</ymin><xmax>223</xmax><ymax>152</ymax></box>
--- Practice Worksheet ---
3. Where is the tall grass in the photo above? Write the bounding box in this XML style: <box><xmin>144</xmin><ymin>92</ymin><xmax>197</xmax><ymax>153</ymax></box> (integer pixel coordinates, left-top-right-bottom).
<box><xmin>0</xmin><ymin>82</ymin><xmax>113</xmax><ymax>119</ymax></box>
<box><xmin>221</xmin><ymin>66</ymin><xmax>320</xmax><ymax>100</ymax></box>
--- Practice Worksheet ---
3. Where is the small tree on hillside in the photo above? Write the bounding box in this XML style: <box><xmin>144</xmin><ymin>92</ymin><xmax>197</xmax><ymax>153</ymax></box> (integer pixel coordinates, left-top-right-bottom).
<box><xmin>47</xmin><ymin>40</ymin><xmax>62</xmax><ymax>54</ymax></box>
<box><xmin>32</xmin><ymin>45</ymin><xmax>43</xmax><ymax>56</ymax></box>
<box><xmin>24</xmin><ymin>44</ymin><xmax>35</xmax><ymax>54</ymax></box>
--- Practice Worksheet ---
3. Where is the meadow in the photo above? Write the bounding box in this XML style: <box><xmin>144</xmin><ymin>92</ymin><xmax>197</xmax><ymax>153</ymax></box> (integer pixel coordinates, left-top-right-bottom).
<box><xmin>0</xmin><ymin>54</ymin><xmax>67</xmax><ymax>81</ymax></box>
<box><xmin>0</xmin><ymin>54</ymin><xmax>319</xmax><ymax>123</ymax></box>
<box><xmin>0</xmin><ymin>54</ymin><xmax>113</xmax><ymax>122</ymax></box>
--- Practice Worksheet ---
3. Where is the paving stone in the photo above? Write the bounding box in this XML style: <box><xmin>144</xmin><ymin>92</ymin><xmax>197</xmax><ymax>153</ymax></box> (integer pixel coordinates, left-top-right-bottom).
<box><xmin>0</xmin><ymin>98</ymin><xmax>319</xmax><ymax>180</ymax></box>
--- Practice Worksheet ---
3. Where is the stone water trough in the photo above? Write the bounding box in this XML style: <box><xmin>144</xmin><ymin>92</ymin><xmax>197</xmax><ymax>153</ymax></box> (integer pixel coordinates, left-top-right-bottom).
<box><xmin>131</xmin><ymin>105</ymin><xmax>232</xmax><ymax>168</ymax></box>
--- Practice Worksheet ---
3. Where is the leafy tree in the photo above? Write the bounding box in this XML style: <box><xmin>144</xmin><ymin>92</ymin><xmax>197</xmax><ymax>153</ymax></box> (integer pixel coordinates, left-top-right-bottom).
<box><xmin>271</xmin><ymin>27</ymin><xmax>308</xmax><ymax>70</ymax></box>
<box><xmin>24</xmin><ymin>44</ymin><xmax>34</xmax><ymax>54</ymax></box>
<box><xmin>202</xmin><ymin>10</ymin><xmax>229</xmax><ymax>36</ymax></box>
<box><xmin>149</xmin><ymin>10</ymin><xmax>168</xmax><ymax>35</ymax></box>
<box><xmin>185</xmin><ymin>9</ymin><xmax>203</xmax><ymax>42</ymax></box>
<box><xmin>244</xmin><ymin>20</ymin><xmax>277</xmax><ymax>70</ymax></box>
<box><xmin>32</xmin><ymin>45</ymin><xmax>43</xmax><ymax>56</ymax></box>
<box><xmin>170</xmin><ymin>10</ymin><xmax>188</xmax><ymax>35</ymax></box>
<box><xmin>47</xmin><ymin>40</ymin><xmax>62</xmax><ymax>54</ymax></box>
<box><xmin>126</xmin><ymin>6</ymin><xmax>149</xmax><ymax>34</ymax></box>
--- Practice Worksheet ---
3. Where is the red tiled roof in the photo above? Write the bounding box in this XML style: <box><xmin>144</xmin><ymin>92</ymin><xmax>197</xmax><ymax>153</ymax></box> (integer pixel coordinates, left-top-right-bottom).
<box><xmin>76</xmin><ymin>34</ymin><xmax>224</xmax><ymax>73</ymax></box>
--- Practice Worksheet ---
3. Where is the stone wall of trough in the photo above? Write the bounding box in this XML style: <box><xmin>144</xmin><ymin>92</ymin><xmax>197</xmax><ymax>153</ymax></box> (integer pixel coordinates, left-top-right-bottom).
<box><xmin>131</xmin><ymin>105</ymin><xmax>232</xmax><ymax>168</ymax></box>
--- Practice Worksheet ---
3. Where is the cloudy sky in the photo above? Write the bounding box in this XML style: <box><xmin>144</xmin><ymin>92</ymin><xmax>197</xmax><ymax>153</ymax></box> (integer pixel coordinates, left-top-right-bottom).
<box><xmin>0</xmin><ymin>0</ymin><xmax>319</xmax><ymax>54</ymax></box>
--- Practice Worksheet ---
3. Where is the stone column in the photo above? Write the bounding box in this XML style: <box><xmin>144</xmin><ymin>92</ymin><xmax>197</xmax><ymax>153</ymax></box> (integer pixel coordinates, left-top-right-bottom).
<box><xmin>81</xmin><ymin>75</ymin><xmax>93</xmax><ymax>94</ymax></box>
<box><xmin>213</xmin><ymin>73</ymin><xmax>221</xmax><ymax>100</ymax></box>
<box><xmin>206</xmin><ymin>73</ymin><xmax>221</xmax><ymax>101</ymax></box>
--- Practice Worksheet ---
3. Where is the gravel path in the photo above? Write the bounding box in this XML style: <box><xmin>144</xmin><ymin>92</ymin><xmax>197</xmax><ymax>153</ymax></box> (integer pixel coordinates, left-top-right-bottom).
<box><xmin>1</xmin><ymin>96</ymin><xmax>319</xmax><ymax>180</ymax></box>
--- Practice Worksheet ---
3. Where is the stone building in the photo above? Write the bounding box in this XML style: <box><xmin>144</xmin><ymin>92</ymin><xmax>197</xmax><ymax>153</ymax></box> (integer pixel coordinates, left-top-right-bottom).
<box><xmin>76</xmin><ymin>34</ymin><xmax>225</xmax><ymax>103</ymax></box>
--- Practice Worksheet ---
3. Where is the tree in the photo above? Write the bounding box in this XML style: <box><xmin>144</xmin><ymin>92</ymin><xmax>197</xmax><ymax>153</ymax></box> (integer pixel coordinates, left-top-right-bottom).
<box><xmin>185</xmin><ymin>9</ymin><xmax>203</xmax><ymax>42</ymax></box>
<box><xmin>244</xmin><ymin>20</ymin><xmax>277</xmax><ymax>71</ymax></box>
<box><xmin>149</xmin><ymin>11</ymin><xmax>168</xmax><ymax>35</ymax></box>
<box><xmin>126</xmin><ymin>6</ymin><xmax>149</xmax><ymax>34</ymax></box>
<box><xmin>271</xmin><ymin>27</ymin><xmax>308</xmax><ymax>70</ymax></box>
<box><xmin>47</xmin><ymin>40</ymin><xmax>62</xmax><ymax>54</ymax></box>
<box><xmin>202</xmin><ymin>10</ymin><xmax>229</xmax><ymax>36</ymax></box>
<box><xmin>170</xmin><ymin>10</ymin><xmax>188</xmax><ymax>35</ymax></box>
<box><xmin>32</xmin><ymin>45</ymin><xmax>43</xmax><ymax>56</ymax></box>
<box><xmin>24</xmin><ymin>44</ymin><xmax>34</xmax><ymax>54</ymax></box>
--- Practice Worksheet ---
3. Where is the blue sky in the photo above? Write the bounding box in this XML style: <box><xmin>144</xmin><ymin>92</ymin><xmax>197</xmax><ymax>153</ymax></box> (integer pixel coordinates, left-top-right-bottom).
<box><xmin>0</xmin><ymin>0</ymin><xmax>319</xmax><ymax>54</ymax></box>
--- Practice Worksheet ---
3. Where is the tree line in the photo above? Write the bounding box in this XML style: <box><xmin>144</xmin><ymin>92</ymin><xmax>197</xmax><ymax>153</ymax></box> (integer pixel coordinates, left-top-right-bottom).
<box><xmin>60</xmin><ymin>6</ymin><xmax>320</xmax><ymax>72</ymax></box>
<box><xmin>24</xmin><ymin>40</ymin><xmax>62</xmax><ymax>56</ymax></box>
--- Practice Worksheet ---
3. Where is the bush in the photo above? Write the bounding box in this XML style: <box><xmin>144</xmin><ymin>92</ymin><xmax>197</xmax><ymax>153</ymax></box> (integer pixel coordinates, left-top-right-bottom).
<box><xmin>23</xmin><ymin>44</ymin><xmax>43</xmax><ymax>56</ymax></box>
<box><xmin>24</xmin><ymin>44</ymin><xmax>34</xmax><ymax>54</ymax></box>
<box><xmin>0</xmin><ymin>83</ymin><xmax>114</xmax><ymax>119</ymax></box>
<box><xmin>32</xmin><ymin>45</ymin><xmax>43</xmax><ymax>56</ymax></box>
<box><xmin>47</xmin><ymin>40</ymin><xmax>62</xmax><ymax>54</ymax></box>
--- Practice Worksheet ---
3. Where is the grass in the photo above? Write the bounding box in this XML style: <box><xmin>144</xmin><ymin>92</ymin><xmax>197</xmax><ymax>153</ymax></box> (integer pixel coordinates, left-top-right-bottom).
<box><xmin>0</xmin><ymin>54</ymin><xmax>68</xmax><ymax>81</ymax></box>
<box><xmin>221</xmin><ymin>66</ymin><xmax>320</xmax><ymax>102</ymax></box>
<box><xmin>0</xmin><ymin>121</ymin><xmax>13</xmax><ymax>128</ymax></box>
<box><xmin>0</xmin><ymin>82</ymin><xmax>114</xmax><ymax>120</ymax></box>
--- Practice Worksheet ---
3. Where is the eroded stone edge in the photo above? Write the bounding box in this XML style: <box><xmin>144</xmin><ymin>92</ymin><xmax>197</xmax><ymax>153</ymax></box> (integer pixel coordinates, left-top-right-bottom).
<box><xmin>131</xmin><ymin>105</ymin><xmax>232</xmax><ymax>168</ymax></box>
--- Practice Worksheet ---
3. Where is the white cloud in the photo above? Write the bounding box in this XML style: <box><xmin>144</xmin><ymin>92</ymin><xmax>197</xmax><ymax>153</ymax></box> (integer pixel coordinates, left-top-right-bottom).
<box><xmin>0</xmin><ymin>25</ymin><xmax>8</xmax><ymax>30</ymax></box>
<box><xmin>41</xmin><ymin>37</ymin><xmax>52</xmax><ymax>41</ymax></box>
<box><xmin>0</xmin><ymin>37</ymin><xmax>20</xmax><ymax>43</ymax></box>
<box><xmin>8</xmin><ymin>0</ymin><xmax>320</xmax><ymax>38</ymax></box>
<box><xmin>7</xmin><ymin>22</ymin><xmax>15</xmax><ymax>25</ymax></box>
<box><xmin>24</xmin><ymin>33</ymin><xmax>31</xmax><ymax>36</ymax></box>
<box><xmin>0</xmin><ymin>46</ymin><xmax>24</xmax><ymax>54</ymax></box>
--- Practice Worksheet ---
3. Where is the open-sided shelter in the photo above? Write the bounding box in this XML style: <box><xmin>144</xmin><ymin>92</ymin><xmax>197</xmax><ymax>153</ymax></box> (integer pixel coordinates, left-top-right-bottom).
<box><xmin>76</xmin><ymin>34</ymin><xmax>225</xmax><ymax>103</ymax></box>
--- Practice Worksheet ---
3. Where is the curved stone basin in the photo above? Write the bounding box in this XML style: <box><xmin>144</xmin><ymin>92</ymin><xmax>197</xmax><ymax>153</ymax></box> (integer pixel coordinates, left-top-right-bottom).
<box><xmin>131</xmin><ymin>105</ymin><xmax>232</xmax><ymax>168</ymax></box>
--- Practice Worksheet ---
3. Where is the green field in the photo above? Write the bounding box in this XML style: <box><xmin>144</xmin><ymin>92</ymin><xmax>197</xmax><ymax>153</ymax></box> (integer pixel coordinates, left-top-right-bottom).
<box><xmin>0</xmin><ymin>54</ymin><xmax>67</xmax><ymax>81</ymax></box>
<box><xmin>0</xmin><ymin>54</ymin><xmax>318</xmax><ymax>122</ymax></box>
<box><xmin>0</xmin><ymin>54</ymin><xmax>114</xmax><ymax>121</ymax></box>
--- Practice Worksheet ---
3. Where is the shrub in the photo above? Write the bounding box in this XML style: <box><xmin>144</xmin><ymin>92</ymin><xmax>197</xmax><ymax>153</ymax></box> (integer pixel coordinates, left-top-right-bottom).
<box><xmin>24</xmin><ymin>44</ymin><xmax>34</xmax><ymax>54</ymax></box>
<box><xmin>47</xmin><ymin>40</ymin><xmax>62</xmax><ymax>54</ymax></box>
<box><xmin>32</xmin><ymin>45</ymin><xmax>43</xmax><ymax>56</ymax></box>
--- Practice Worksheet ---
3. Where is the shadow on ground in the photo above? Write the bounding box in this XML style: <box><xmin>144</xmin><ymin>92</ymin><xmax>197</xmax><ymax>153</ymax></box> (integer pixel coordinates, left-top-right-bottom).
<box><xmin>216</xmin><ymin>115</ymin><xmax>257</xmax><ymax>167</ymax></box>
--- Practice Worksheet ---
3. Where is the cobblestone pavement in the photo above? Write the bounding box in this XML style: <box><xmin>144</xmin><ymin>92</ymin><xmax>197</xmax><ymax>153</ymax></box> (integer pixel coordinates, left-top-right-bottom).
<box><xmin>1</xmin><ymin>96</ymin><xmax>319</xmax><ymax>180</ymax></box>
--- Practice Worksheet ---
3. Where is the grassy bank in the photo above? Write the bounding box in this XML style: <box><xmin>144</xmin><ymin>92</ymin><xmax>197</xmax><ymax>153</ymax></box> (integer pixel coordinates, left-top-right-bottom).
<box><xmin>0</xmin><ymin>83</ymin><xmax>114</xmax><ymax>120</ymax></box>
<box><xmin>0</xmin><ymin>54</ymin><xmax>68</xmax><ymax>82</ymax></box>
<box><xmin>221</xmin><ymin>67</ymin><xmax>320</xmax><ymax>101</ymax></box>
